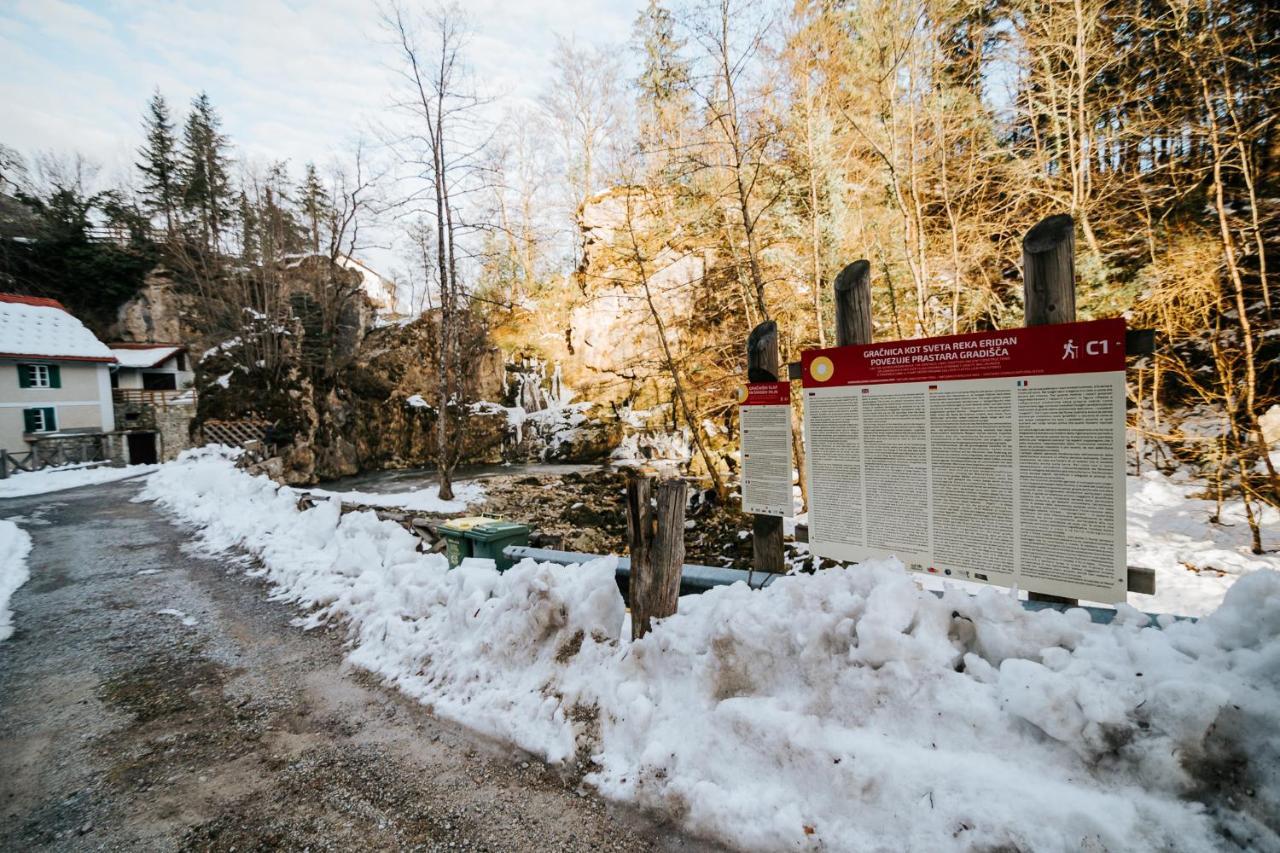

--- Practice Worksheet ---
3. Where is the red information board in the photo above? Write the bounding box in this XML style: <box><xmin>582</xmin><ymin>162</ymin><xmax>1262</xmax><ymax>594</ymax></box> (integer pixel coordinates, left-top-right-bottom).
<box><xmin>738</xmin><ymin>381</ymin><xmax>792</xmax><ymax>405</ymax></box>
<box><xmin>802</xmin><ymin>318</ymin><xmax>1126</xmax><ymax>387</ymax></box>
<box><xmin>800</xmin><ymin>318</ymin><xmax>1128</xmax><ymax>603</ymax></box>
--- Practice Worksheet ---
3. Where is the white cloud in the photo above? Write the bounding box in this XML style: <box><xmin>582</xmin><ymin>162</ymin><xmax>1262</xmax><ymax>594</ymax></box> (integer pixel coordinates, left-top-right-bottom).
<box><xmin>2</xmin><ymin>0</ymin><xmax>642</xmax><ymax>279</ymax></box>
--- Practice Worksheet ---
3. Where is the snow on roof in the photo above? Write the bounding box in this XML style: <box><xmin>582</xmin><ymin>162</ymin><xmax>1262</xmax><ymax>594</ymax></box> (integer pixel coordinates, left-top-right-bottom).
<box><xmin>108</xmin><ymin>344</ymin><xmax>184</xmax><ymax>369</ymax></box>
<box><xmin>0</xmin><ymin>294</ymin><xmax>114</xmax><ymax>362</ymax></box>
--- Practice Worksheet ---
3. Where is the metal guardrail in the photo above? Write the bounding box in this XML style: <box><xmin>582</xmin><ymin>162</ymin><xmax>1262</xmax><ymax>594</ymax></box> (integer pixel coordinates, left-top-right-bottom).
<box><xmin>501</xmin><ymin>545</ymin><xmax>1192</xmax><ymax>626</ymax></box>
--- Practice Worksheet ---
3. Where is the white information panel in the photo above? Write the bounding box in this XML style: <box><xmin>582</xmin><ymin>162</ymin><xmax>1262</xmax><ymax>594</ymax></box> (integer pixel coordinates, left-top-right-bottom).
<box><xmin>801</xmin><ymin>319</ymin><xmax>1128</xmax><ymax>603</ymax></box>
<box><xmin>738</xmin><ymin>381</ymin><xmax>793</xmax><ymax>518</ymax></box>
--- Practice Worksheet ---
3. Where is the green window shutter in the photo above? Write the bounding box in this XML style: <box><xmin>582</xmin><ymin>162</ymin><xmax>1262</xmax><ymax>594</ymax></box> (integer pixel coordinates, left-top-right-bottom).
<box><xmin>23</xmin><ymin>408</ymin><xmax>38</xmax><ymax>432</ymax></box>
<box><xmin>17</xmin><ymin>364</ymin><xmax>31</xmax><ymax>388</ymax></box>
<box><xmin>48</xmin><ymin>365</ymin><xmax>61</xmax><ymax>388</ymax></box>
<box><xmin>44</xmin><ymin>407</ymin><xmax>56</xmax><ymax>431</ymax></box>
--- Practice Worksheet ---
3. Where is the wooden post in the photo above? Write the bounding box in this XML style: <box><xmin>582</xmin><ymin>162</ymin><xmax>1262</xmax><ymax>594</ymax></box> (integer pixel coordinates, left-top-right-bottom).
<box><xmin>0</xmin><ymin>450</ymin><xmax>7</xmax><ymax>480</ymax></box>
<box><xmin>1023</xmin><ymin>213</ymin><xmax>1080</xmax><ymax>607</ymax></box>
<box><xmin>747</xmin><ymin>321</ymin><xmax>785</xmax><ymax>573</ymax></box>
<box><xmin>1023</xmin><ymin>214</ymin><xmax>1076</xmax><ymax>327</ymax></box>
<box><xmin>626</xmin><ymin>475</ymin><xmax>687</xmax><ymax>640</ymax></box>
<box><xmin>834</xmin><ymin>260</ymin><xmax>873</xmax><ymax>347</ymax></box>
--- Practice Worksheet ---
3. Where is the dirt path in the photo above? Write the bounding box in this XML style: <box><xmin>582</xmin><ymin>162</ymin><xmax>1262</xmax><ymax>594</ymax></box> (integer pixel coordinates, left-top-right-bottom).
<box><xmin>0</xmin><ymin>479</ymin><xmax>725</xmax><ymax>852</ymax></box>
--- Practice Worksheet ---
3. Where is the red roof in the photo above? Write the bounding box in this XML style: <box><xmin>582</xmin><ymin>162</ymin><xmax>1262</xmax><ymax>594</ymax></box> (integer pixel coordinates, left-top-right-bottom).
<box><xmin>0</xmin><ymin>293</ymin><xmax>68</xmax><ymax>311</ymax></box>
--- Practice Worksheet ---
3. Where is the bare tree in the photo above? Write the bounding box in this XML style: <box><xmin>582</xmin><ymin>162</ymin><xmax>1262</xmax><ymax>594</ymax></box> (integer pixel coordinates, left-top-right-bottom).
<box><xmin>539</xmin><ymin>35</ymin><xmax>627</xmax><ymax>269</ymax></box>
<box><xmin>385</xmin><ymin>0</ymin><xmax>486</xmax><ymax>501</ymax></box>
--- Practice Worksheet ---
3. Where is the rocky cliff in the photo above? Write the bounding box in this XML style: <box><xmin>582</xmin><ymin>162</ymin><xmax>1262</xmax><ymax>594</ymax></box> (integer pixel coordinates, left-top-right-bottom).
<box><xmin>118</xmin><ymin>255</ymin><xmax>511</xmax><ymax>484</ymax></box>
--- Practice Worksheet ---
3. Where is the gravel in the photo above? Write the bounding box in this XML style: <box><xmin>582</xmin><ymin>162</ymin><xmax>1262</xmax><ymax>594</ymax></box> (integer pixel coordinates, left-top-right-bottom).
<box><xmin>0</xmin><ymin>479</ymin><xmax>727</xmax><ymax>852</ymax></box>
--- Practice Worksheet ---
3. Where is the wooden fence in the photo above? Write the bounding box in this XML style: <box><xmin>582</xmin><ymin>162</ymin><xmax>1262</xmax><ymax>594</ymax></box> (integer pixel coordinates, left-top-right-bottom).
<box><xmin>113</xmin><ymin>388</ymin><xmax>198</xmax><ymax>410</ymax></box>
<box><xmin>0</xmin><ymin>438</ymin><xmax>108</xmax><ymax>479</ymax></box>
<box><xmin>201</xmin><ymin>419</ymin><xmax>272</xmax><ymax>449</ymax></box>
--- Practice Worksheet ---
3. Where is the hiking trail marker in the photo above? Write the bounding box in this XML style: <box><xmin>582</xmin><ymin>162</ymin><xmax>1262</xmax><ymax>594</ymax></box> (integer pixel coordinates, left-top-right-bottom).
<box><xmin>737</xmin><ymin>381</ymin><xmax>793</xmax><ymax>518</ymax></box>
<box><xmin>800</xmin><ymin>317</ymin><xmax>1127</xmax><ymax>603</ymax></box>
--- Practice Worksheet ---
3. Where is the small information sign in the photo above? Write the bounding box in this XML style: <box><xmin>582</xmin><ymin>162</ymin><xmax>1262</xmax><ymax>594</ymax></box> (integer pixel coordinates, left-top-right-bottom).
<box><xmin>800</xmin><ymin>318</ymin><xmax>1126</xmax><ymax>603</ymax></box>
<box><xmin>738</xmin><ymin>381</ymin><xmax>793</xmax><ymax>518</ymax></box>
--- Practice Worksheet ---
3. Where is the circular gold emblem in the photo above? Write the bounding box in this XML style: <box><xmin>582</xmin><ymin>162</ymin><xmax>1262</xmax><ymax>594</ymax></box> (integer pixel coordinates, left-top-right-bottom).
<box><xmin>810</xmin><ymin>356</ymin><xmax>835</xmax><ymax>382</ymax></box>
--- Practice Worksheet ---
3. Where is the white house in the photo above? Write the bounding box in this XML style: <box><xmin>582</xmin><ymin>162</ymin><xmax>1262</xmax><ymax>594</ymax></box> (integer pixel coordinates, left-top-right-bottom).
<box><xmin>108</xmin><ymin>343</ymin><xmax>194</xmax><ymax>391</ymax></box>
<box><xmin>0</xmin><ymin>294</ymin><xmax>116</xmax><ymax>452</ymax></box>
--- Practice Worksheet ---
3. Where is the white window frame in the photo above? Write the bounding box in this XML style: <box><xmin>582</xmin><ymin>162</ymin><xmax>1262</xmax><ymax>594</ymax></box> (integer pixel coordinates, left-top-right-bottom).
<box><xmin>27</xmin><ymin>407</ymin><xmax>56</xmax><ymax>433</ymax></box>
<box><xmin>24</xmin><ymin>363</ymin><xmax>51</xmax><ymax>389</ymax></box>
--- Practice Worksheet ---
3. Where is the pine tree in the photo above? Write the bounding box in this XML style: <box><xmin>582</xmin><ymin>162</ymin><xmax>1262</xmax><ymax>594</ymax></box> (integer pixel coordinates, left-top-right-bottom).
<box><xmin>237</xmin><ymin>190</ymin><xmax>258</xmax><ymax>264</ymax></box>
<box><xmin>258</xmin><ymin>160</ymin><xmax>303</xmax><ymax>263</ymax></box>
<box><xmin>179</xmin><ymin>91</ymin><xmax>233</xmax><ymax>251</ymax></box>
<box><xmin>298</xmin><ymin>163</ymin><xmax>330</xmax><ymax>254</ymax></box>
<box><xmin>632</xmin><ymin>0</ymin><xmax>690</xmax><ymax>154</ymax></box>
<box><xmin>135</xmin><ymin>89</ymin><xmax>180</xmax><ymax>234</ymax></box>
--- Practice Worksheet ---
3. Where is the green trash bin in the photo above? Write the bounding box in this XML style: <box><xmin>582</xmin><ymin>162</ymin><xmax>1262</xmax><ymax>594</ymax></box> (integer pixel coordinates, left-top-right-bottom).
<box><xmin>438</xmin><ymin>516</ymin><xmax>493</xmax><ymax>568</ymax></box>
<box><xmin>467</xmin><ymin>520</ymin><xmax>531</xmax><ymax>571</ymax></box>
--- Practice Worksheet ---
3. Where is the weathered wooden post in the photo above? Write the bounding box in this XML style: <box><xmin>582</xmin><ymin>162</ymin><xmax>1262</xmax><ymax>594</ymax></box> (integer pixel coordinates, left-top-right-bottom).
<box><xmin>1023</xmin><ymin>214</ymin><xmax>1076</xmax><ymax>327</ymax></box>
<box><xmin>1023</xmin><ymin>213</ymin><xmax>1080</xmax><ymax>607</ymax></box>
<box><xmin>0</xmin><ymin>450</ymin><xmax>8</xmax><ymax>479</ymax></box>
<box><xmin>834</xmin><ymin>260</ymin><xmax>873</xmax><ymax>347</ymax></box>
<box><xmin>747</xmin><ymin>321</ymin><xmax>785</xmax><ymax>573</ymax></box>
<box><xmin>626</xmin><ymin>474</ymin><xmax>688</xmax><ymax>640</ymax></box>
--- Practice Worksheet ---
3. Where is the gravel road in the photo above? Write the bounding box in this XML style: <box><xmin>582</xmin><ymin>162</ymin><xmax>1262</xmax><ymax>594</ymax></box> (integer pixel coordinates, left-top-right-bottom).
<box><xmin>0</xmin><ymin>478</ymin><xmax>726</xmax><ymax>852</ymax></box>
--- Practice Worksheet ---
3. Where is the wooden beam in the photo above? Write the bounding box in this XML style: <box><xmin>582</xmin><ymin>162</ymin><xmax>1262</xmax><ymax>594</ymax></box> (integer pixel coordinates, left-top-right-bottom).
<box><xmin>1023</xmin><ymin>213</ymin><xmax>1077</xmax><ymax>327</ymax></box>
<box><xmin>626</xmin><ymin>474</ymin><xmax>687</xmax><ymax>639</ymax></box>
<box><xmin>833</xmin><ymin>260</ymin><xmax>873</xmax><ymax>347</ymax></box>
<box><xmin>1023</xmin><ymin>214</ymin><xmax>1081</xmax><ymax>607</ymax></box>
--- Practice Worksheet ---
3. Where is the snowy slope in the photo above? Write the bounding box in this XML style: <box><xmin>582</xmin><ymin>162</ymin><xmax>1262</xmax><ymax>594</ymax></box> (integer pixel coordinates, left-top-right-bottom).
<box><xmin>142</xmin><ymin>449</ymin><xmax>1280</xmax><ymax>852</ymax></box>
<box><xmin>1126</xmin><ymin>470</ymin><xmax>1278</xmax><ymax>615</ymax></box>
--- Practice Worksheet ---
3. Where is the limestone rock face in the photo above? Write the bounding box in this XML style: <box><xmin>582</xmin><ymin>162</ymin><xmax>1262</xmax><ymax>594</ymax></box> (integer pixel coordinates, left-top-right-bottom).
<box><xmin>569</xmin><ymin>189</ymin><xmax>708</xmax><ymax>386</ymax></box>
<box><xmin>110</xmin><ymin>266</ymin><xmax>199</xmax><ymax>345</ymax></box>
<box><xmin>192</xmin><ymin>256</ymin><xmax>508</xmax><ymax>484</ymax></box>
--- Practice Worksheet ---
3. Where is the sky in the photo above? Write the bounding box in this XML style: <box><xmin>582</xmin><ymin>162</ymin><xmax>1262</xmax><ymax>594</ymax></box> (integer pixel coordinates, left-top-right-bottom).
<box><xmin>0</xmin><ymin>0</ymin><xmax>643</xmax><ymax>276</ymax></box>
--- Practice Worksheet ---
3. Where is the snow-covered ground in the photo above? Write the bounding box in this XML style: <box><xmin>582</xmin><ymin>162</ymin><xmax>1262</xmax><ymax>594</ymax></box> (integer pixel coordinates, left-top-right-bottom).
<box><xmin>305</xmin><ymin>480</ymin><xmax>483</xmax><ymax>514</ymax></box>
<box><xmin>1126</xmin><ymin>470</ymin><xmax>1278</xmax><ymax>615</ymax></box>
<box><xmin>0</xmin><ymin>463</ymin><xmax>157</xmax><ymax>498</ymax></box>
<box><xmin>141</xmin><ymin>448</ymin><xmax>1280</xmax><ymax>852</ymax></box>
<box><xmin>0</xmin><ymin>518</ymin><xmax>33</xmax><ymax>642</ymax></box>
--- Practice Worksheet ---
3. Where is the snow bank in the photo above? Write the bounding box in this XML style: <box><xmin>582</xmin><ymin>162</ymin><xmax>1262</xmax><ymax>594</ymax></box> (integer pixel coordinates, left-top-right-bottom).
<box><xmin>142</xmin><ymin>449</ymin><xmax>1280</xmax><ymax>852</ymax></box>
<box><xmin>0</xmin><ymin>519</ymin><xmax>33</xmax><ymax>642</ymax></box>
<box><xmin>0</xmin><ymin>463</ymin><xmax>157</xmax><ymax>498</ymax></box>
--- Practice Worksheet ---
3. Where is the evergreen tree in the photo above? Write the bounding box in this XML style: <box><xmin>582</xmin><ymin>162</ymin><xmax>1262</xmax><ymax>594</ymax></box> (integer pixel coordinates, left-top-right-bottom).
<box><xmin>237</xmin><ymin>190</ymin><xmax>258</xmax><ymax>264</ymax></box>
<box><xmin>135</xmin><ymin>89</ymin><xmax>180</xmax><ymax>234</ymax></box>
<box><xmin>632</xmin><ymin>0</ymin><xmax>690</xmax><ymax>153</ymax></box>
<box><xmin>257</xmin><ymin>160</ymin><xmax>303</xmax><ymax>262</ymax></box>
<box><xmin>298</xmin><ymin>163</ymin><xmax>330</xmax><ymax>254</ymax></box>
<box><xmin>179</xmin><ymin>91</ymin><xmax>233</xmax><ymax>251</ymax></box>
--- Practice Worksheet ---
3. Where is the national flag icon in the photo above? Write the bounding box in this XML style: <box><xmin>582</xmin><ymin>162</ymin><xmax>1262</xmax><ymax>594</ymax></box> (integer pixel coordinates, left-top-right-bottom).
<box><xmin>1016</xmin><ymin>379</ymin><xmax>1030</xmax><ymax>388</ymax></box>
<box><xmin>861</xmin><ymin>388</ymin><xmax>870</xmax><ymax>395</ymax></box>
<box><xmin>928</xmin><ymin>384</ymin><xmax>939</xmax><ymax>392</ymax></box>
